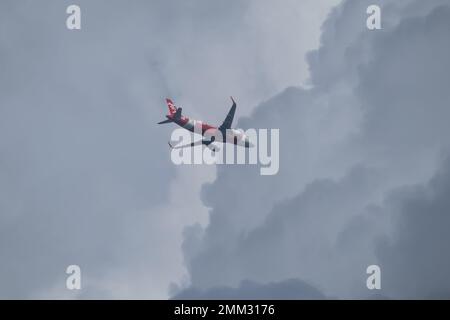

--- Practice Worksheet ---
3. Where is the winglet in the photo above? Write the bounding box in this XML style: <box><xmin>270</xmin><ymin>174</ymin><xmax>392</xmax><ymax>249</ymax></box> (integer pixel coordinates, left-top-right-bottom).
<box><xmin>168</xmin><ymin>141</ymin><xmax>174</xmax><ymax>149</ymax></box>
<box><xmin>230</xmin><ymin>96</ymin><xmax>236</xmax><ymax>104</ymax></box>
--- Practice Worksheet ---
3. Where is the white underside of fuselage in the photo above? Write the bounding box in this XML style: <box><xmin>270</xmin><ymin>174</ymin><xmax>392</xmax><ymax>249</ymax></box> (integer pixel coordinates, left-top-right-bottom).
<box><xmin>176</xmin><ymin>118</ymin><xmax>252</xmax><ymax>148</ymax></box>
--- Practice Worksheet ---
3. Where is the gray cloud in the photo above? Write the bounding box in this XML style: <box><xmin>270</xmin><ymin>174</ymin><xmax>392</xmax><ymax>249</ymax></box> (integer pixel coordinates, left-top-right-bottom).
<box><xmin>179</xmin><ymin>0</ymin><xmax>450</xmax><ymax>299</ymax></box>
<box><xmin>377</xmin><ymin>156</ymin><xmax>450</xmax><ymax>299</ymax></box>
<box><xmin>0</xmin><ymin>0</ymin><xmax>176</xmax><ymax>299</ymax></box>
<box><xmin>173</xmin><ymin>278</ymin><xmax>325</xmax><ymax>300</ymax></box>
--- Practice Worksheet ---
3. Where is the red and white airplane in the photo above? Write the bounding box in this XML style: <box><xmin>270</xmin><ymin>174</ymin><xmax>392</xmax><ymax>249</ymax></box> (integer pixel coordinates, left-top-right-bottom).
<box><xmin>158</xmin><ymin>97</ymin><xmax>253</xmax><ymax>151</ymax></box>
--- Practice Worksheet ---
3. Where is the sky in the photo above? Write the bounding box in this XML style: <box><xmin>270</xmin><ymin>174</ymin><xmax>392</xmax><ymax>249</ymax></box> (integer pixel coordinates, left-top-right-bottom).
<box><xmin>1</xmin><ymin>0</ymin><xmax>450</xmax><ymax>299</ymax></box>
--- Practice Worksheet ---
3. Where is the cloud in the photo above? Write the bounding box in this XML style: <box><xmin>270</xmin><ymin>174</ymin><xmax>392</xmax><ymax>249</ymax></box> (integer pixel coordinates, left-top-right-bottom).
<box><xmin>172</xmin><ymin>278</ymin><xmax>325</xmax><ymax>300</ymax></box>
<box><xmin>0</xmin><ymin>0</ymin><xmax>177</xmax><ymax>299</ymax></box>
<box><xmin>179</xmin><ymin>0</ymin><xmax>450</xmax><ymax>299</ymax></box>
<box><xmin>376</xmin><ymin>156</ymin><xmax>450</xmax><ymax>299</ymax></box>
<box><xmin>184</xmin><ymin>164</ymin><xmax>389</xmax><ymax>298</ymax></box>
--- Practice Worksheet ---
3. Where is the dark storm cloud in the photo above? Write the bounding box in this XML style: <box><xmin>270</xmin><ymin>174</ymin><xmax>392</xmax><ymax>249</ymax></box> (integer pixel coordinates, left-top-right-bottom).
<box><xmin>357</xmin><ymin>5</ymin><xmax>450</xmax><ymax>154</ymax></box>
<box><xmin>186</xmin><ymin>164</ymin><xmax>389</xmax><ymax>298</ymax></box>
<box><xmin>179</xmin><ymin>0</ymin><xmax>450</xmax><ymax>299</ymax></box>
<box><xmin>376</xmin><ymin>156</ymin><xmax>450</xmax><ymax>299</ymax></box>
<box><xmin>173</xmin><ymin>278</ymin><xmax>325</xmax><ymax>300</ymax></box>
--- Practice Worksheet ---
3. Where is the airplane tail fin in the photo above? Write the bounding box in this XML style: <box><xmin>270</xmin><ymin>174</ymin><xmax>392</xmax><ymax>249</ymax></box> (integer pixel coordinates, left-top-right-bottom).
<box><xmin>158</xmin><ymin>98</ymin><xmax>181</xmax><ymax>124</ymax></box>
<box><xmin>166</xmin><ymin>98</ymin><xmax>177</xmax><ymax>115</ymax></box>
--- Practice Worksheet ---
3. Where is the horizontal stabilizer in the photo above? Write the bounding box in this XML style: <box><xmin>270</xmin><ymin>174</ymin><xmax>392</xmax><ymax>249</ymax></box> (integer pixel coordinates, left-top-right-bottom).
<box><xmin>157</xmin><ymin>119</ymin><xmax>173</xmax><ymax>124</ymax></box>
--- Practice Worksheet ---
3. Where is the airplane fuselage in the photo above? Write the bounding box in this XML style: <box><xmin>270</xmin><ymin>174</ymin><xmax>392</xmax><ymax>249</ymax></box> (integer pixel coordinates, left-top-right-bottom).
<box><xmin>166</xmin><ymin>114</ymin><xmax>253</xmax><ymax>148</ymax></box>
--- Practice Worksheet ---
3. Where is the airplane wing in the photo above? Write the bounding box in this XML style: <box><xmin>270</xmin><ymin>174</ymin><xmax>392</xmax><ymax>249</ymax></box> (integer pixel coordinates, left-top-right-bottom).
<box><xmin>219</xmin><ymin>97</ymin><xmax>236</xmax><ymax>131</ymax></box>
<box><xmin>168</xmin><ymin>138</ymin><xmax>215</xmax><ymax>149</ymax></box>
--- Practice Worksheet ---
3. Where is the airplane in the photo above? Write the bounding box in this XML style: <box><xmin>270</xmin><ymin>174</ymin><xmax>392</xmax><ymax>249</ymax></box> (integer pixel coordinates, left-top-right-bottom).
<box><xmin>158</xmin><ymin>97</ymin><xmax>253</xmax><ymax>152</ymax></box>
